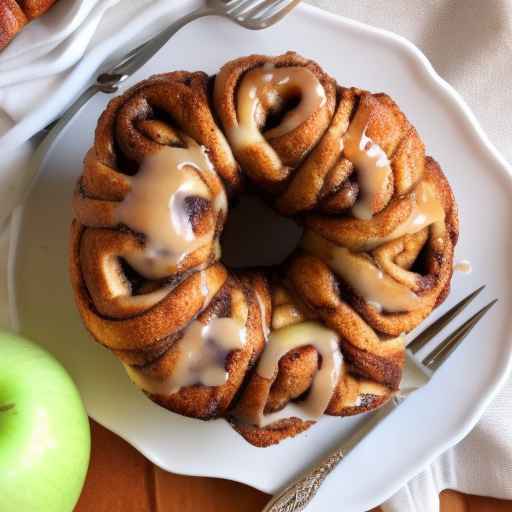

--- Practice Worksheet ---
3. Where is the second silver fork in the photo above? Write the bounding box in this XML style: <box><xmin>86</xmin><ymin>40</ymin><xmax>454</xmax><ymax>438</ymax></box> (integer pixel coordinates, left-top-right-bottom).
<box><xmin>20</xmin><ymin>0</ymin><xmax>300</xmax><ymax>220</ymax></box>
<box><xmin>262</xmin><ymin>286</ymin><xmax>497</xmax><ymax>512</ymax></box>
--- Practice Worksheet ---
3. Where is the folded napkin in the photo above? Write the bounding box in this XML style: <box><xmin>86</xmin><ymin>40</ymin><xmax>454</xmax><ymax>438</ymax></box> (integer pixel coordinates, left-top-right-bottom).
<box><xmin>0</xmin><ymin>0</ymin><xmax>120</xmax><ymax>225</ymax></box>
<box><xmin>0</xmin><ymin>0</ymin><xmax>202</xmax><ymax>225</ymax></box>
<box><xmin>0</xmin><ymin>0</ymin><xmax>117</xmax><ymax>87</ymax></box>
<box><xmin>313</xmin><ymin>2</ymin><xmax>512</xmax><ymax>511</ymax></box>
<box><xmin>0</xmin><ymin>1</ymin><xmax>510</xmax><ymax>510</ymax></box>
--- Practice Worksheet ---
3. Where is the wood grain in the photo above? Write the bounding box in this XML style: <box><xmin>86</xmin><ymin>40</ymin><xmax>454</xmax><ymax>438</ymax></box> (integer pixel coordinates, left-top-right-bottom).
<box><xmin>75</xmin><ymin>420</ymin><xmax>154</xmax><ymax>512</ymax></box>
<box><xmin>75</xmin><ymin>420</ymin><xmax>512</xmax><ymax>511</ymax></box>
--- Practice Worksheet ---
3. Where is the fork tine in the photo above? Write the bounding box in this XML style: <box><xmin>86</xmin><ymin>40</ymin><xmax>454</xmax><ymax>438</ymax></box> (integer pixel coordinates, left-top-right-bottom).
<box><xmin>245</xmin><ymin>0</ymin><xmax>292</xmax><ymax>19</ymax></box>
<box><xmin>227</xmin><ymin>0</ymin><xmax>265</xmax><ymax>17</ymax></box>
<box><xmin>258</xmin><ymin>0</ymin><xmax>300</xmax><ymax>24</ymax></box>
<box><xmin>422</xmin><ymin>299</ymin><xmax>498</xmax><ymax>371</ymax></box>
<box><xmin>227</xmin><ymin>0</ymin><xmax>300</xmax><ymax>29</ymax></box>
<box><xmin>407</xmin><ymin>285</ymin><xmax>486</xmax><ymax>354</ymax></box>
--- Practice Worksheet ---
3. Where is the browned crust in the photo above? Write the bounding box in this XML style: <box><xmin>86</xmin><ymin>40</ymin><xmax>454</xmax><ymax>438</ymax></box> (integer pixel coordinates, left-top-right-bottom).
<box><xmin>69</xmin><ymin>52</ymin><xmax>460</xmax><ymax>447</ymax></box>
<box><xmin>0</xmin><ymin>0</ymin><xmax>58</xmax><ymax>51</ymax></box>
<box><xmin>331</xmin><ymin>393</ymin><xmax>390</xmax><ymax>417</ymax></box>
<box><xmin>214</xmin><ymin>51</ymin><xmax>337</xmax><ymax>191</ymax></box>
<box><xmin>146</xmin><ymin>276</ymin><xmax>266</xmax><ymax>419</ymax></box>
<box><xmin>229</xmin><ymin>417</ymin><xmax>314</xmax><ymax>448</ymax></box>
<box><xmin>17</xmin><ymin>0</ymin><xmax>57</xmax><ymax>19</ymax></box>
<box><xmin>94</xmin><ymin>70</ymin><xmax>240</xmax><ymax>193</ymax></box>
<box><xmin>69</xmin><ymin>220</ymin><xmax>228</xmax><ymax>359</ymax></box>
<box><xmin>0</xmin><ymin>0</ymin><xmax>27</xmax><ymax>50</ymax></box>
<box><xmin>286</xmin><ymin>253</ymin><xmax>405</xmax><ymax>388</ymax></box>
<box><xmin>340</xmin><ymin>341</ymin><xmax>402</xmax><ymax>390</ymax></box>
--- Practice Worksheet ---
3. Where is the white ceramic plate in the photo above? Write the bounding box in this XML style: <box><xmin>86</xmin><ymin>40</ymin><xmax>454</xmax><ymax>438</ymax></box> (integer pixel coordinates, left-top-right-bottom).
<box><xmin>8</xmin><ymin>5</ymin><xmax>512</xmax><ymax>511</ymax></box>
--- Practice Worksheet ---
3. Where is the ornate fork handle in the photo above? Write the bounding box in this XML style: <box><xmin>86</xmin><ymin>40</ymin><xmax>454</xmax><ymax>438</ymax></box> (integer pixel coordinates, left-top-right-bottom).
<box><xmin>263</xmin><ymin>397</ymin><xmax>406</xmax><ymax>512</ymax></box>
<box><xmin>263</xmin><ymin>449</ymin><xmax>344</xmax><ymax>512</ymax></box>
<box><xmin>262</xmin><ymin>289</ymin><xmax>497</xmax><ymax>512</ymax></box>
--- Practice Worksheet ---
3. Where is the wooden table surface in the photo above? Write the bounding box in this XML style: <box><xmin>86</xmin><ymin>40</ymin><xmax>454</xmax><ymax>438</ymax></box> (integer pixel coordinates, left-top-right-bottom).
<box><xmin>75</xmin><ymin>420</ymin><xmax>512</xmax><ymax>512</ymax></box>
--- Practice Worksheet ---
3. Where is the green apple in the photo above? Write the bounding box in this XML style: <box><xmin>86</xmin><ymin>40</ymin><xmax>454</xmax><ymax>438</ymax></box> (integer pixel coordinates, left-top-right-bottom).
<box><xmin>0</xmin><ymin>331</ymin><xmax>90</xmax><ymax>512</ymax></box>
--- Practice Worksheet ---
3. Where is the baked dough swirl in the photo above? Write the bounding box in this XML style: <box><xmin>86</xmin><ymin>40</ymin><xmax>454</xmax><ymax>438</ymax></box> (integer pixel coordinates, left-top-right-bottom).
<box><xmin>0</xmin><ymin>0</ymin><xmax>59</xmax><ymax>50</ymax></box>
<box><xmin>70</xmin><ymin>52</ymin><xmax>458</xmax><ymax>446</ymax></box>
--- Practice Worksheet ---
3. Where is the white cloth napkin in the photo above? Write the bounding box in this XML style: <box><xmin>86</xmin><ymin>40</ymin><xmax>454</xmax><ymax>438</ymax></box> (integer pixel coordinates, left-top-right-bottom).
<box><xmin>0</xmin><ymin>0</ymin><xmax>203</xmax><ymax>225</ymax></box>
<box><xmin>0</xmin><ymin>1</ymin><xmax>511</xmax><ymax>510</ymax></box>
<box><xmin>0</xmin><ymin>0</ymin><xmax>117</xmax><ymax>87</ymax></box>
<box><xmin>311</xmin><ymin>4</ymin><xmax>512</xmax><ymax>510</ymax></box>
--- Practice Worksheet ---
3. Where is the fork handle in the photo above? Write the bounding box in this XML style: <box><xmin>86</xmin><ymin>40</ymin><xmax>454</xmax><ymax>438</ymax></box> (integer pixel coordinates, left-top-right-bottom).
<box><xmin>262</xmin><ymin>398</ymin><xmax>401</xmax><ymax>512</ymax></box>
<box><xmin>17</xmin><ymin>84</ymin><xmax>99</xmax><ymax>215</ymax></box>
<box><xmin>262</xmin><ymin>448</ymin><xmax>345</xmax><ymax>512</ymax></box>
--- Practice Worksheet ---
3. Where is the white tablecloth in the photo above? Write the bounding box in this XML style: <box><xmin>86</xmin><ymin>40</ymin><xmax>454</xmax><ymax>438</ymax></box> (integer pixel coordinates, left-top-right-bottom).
<box><xmin>0</xmin><ymin>1</ymin><xmax>511</xmax><ymax>510</ymax></box>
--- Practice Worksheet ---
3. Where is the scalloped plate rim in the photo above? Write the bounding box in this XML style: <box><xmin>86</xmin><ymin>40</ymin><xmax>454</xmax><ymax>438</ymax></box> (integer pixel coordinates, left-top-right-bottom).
<box><xmin>7</xmin><ymin>3</ymin><xmax>512</xmax><ymax>510</ymax></box>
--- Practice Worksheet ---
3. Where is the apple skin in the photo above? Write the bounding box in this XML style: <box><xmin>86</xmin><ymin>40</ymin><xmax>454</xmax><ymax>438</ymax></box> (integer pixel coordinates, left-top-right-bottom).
<box><xmin>0</xmin><ymin>331</ymin><xmax>90</xmax><ymax>512</ymax></box>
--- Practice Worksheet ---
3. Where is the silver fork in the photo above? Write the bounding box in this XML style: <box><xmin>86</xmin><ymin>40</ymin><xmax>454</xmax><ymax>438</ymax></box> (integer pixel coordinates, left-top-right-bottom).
<box><xmin>21</xmin><ymin>0</ymin><xmax>300</xmax><ymax>210</ymax></box>
<box><xmin>263</xmin><ymin>286</ymin><xmax>497</xmax><ymax>512</ymax></box>
<box><xmin>95</xmin><ymin>0</ymin><xmax>301</xmax><ymax>94</ymax></box>
<box><xmin>41</xmin><ymin>0</ymin><xmax>300</xmax><ymax>130</ymax></box>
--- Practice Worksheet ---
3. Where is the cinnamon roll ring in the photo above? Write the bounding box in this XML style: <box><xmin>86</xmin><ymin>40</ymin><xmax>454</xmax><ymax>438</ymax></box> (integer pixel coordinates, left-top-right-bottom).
<box><xmin>0</xmin><ymin>0</ymin><xmax>57</xmax><ymax>50</ymax></box>
<box><xmin>0</xmin><ymin>0</ymin><xmax>27</xmax><ymax>50</ymax></box>
<box><xmin>69</xmin><ymin>52</ymin><xmax>461</xmax><ymax>447</ymax></box>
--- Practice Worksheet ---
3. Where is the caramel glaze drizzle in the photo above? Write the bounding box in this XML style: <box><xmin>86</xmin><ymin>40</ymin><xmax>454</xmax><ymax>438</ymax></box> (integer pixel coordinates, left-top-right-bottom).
<box><xmin>362</xmin><ymin>180</ymin><xmax>446</xmax><ymax>251</ymax></box>
<box><xmin>454</xmin><ymin>260</ymin><xmax>472</xmax><ymax>274</ymax></box>
<box><xmin>303</xmin><ymin>179</ymin><xmax>446</xmax><ymax>313</ymax></box>
<box><xmin>125</xmin><ymin>318</ymin><xmax>247</xmax><ymax>396</ymax></box>
<box><xmin>115</xmin><ymin>138</ymin><xmax>226</xmax><ymax>280</ymax></box>
<box><xmin>237</xmin><ymin>322</ymin><xmax>343</xmax><ymax>427</ymax></box>
<box><xmin>302</xmin><ymin>230</ymin><xmax>421</xmax><ymax>313</ymax></box>
<box><xmin>114</xmin><ymin>67</ymin><xmax>447</xmax><ymax>427</ymax></box>
<box><xmin>342</xmin><ymin>106</ymin><xmax>392</xmax><ymax>220</ymax></box>
<box><xmin>228</xmin><ymin>63</ymin><xmax>326</xmax><ymax>149</ymax></box>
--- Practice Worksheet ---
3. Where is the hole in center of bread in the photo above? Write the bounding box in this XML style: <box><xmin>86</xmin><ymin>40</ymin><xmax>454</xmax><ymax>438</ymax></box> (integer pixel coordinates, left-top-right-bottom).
<box><xmin>221</xmin><ymin>193</ymin><xmax>302</xmax><ymax>268</ymax></box>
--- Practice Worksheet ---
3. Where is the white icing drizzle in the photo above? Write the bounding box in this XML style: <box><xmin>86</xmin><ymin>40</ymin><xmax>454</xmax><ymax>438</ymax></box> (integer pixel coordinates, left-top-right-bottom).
<box><xmin>302</xmin><ymin>230</ymin><xmax>421</xmax><ymax>312</ymax></box>
<box><xmin>361</xmin><ymin>180</ymin><xmax>446</xmax><ymax>251</ymax></box>
<box><xmin>108</xmin><ymin>70</ymin><xmax>453</xmax><ymax>429</ymax></box>
<box><xmin>272</xmin><ymin>304</ymin><xmax>304</xmax><ymax>330</ymax></box>
<box><xmin>199</xmin><ymin>270</ymin><xmax>209</xmax><ymax>309</ymax></box>
<box><xmin>229</xmin><ymin>64</ymin><xmax>326</xmax><ymax>148</ymax></box>
<box><xmin>240</xmin><ymin>321</ymin><xmax>343</xmax><ymax>427</ymax></box>
<box><xmin>115</xmin><ymin>140</ymin><xmax>226</xmax><ymax>279</ymax></box>
<box><xmin>124</xmin><ymin>318</ymin><xmax>247</xmax><ymax>396</ymax></box>
<box><xmin>454</xmin><ymin>260</ymin><xmax>472</xmax><ymax>274</ymax></box>
<box><xmin>342</xmin><ymin>108</ymin><xmax>392</xmax><ymax>220</ymax></box>
<box><xmin>255</xmin><ymin>290</ymin><xmax>270</xmax><ymax>340</ymax></box>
